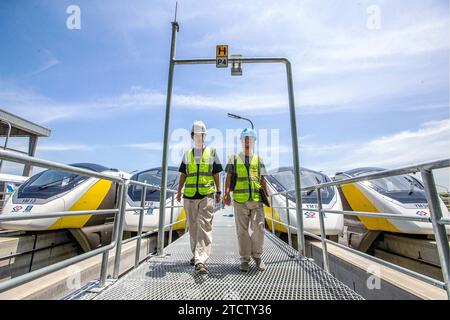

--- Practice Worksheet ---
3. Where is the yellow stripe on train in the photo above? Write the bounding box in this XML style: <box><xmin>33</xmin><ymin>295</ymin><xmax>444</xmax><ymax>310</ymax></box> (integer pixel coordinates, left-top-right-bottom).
<box><xmin>341</xmin><ymin>183</ymin><xmax>400</xmax><ymax>232</ymax></box>
<box><xmin>264</xmin><ymin>206</ymin><xmax>288</xmax><ymax>233</ymax></box>
<box><xmin>49</xmin><ymin>179</ymin><xmax>112</xmax><ymax>230</ymax></box>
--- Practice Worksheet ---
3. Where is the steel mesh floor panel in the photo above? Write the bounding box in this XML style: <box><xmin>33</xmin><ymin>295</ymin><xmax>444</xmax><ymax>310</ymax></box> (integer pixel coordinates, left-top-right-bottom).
<box><xmin>89</xmin><ymin>209</ymin><xmax>362</xmax><ymax>300</ymax></box>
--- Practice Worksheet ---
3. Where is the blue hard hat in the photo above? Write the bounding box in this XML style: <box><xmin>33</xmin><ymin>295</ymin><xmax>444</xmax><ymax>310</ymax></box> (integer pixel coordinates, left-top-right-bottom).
<box><xmin>240</xmin><ymin>128</ymin><xmax>257</xmax><ymax>140</ymax></box>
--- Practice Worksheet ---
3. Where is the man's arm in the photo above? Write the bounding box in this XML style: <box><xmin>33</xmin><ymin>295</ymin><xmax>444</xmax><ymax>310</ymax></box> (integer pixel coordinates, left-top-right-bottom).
<box><xmin>223</xmin><ymin>155</ymin><xmax>234</xmax><ymax>206</ymax></box>
<box><xmin>224</xmin><ymin>172</ymin><xmax>232</xmax><ymax>206</ymax></box>
<box><xmin>176</xmin><ymin>173</ymin><xmax>186</xmax><ymax>202</ymax></box>
<box><xmin>213</xmin><ymin>173</ymin><xmax>221</xmax><ymax>192</ymax></box>
<box><xmin>260</xmin><ymin>176</ymin><xmax>269</xmax><ymax>197</ymax></box>
<box><xmin>213</xmin><ymin>173</ymin><xmax>221</xmax><ymax>203</ymax></box>
<box><xmin>259</xmin><ymin>158</ymin><xmax>270</xmax><ymax>203</ymax></box>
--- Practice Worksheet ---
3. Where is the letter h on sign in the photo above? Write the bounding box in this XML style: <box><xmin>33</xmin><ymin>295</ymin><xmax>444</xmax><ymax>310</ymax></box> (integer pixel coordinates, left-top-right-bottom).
<box><xmin>216</xmin><ymin>45</ymin><xmax>228</xmax><ymax>57</ymax></box>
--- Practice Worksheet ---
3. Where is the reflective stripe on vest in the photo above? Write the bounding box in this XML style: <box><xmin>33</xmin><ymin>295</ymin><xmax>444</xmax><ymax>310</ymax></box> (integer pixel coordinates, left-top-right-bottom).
<box><xmin>233</xmin><ymin>154</ymin><xmax>262</xmax><ymax>203</ymax></box>
<box><xmin>184</xmin><ymin>147</ymin><xmax>215</xmax><ymax>197</ymax></box>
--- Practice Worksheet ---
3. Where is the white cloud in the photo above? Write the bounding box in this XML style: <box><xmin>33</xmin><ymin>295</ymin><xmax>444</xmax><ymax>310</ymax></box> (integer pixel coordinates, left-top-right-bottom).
<box><xmin>37</xmin><ymin>144</ymin><xmax>94</xmax><ymax>152</ymax></box>
<box><xmin>308</xmin><ymin>119</ymin><xmax>450</xmax><ymax>174</ymax></box>
<box><xmin>27</xmin><ymin>48</ymin><xmax>60</xmax><ymax>77</ymax></box>
<box><xmin>186</xmin><ymin>1</ymin><xmax>448</xmax><ymax>69</ymax></box>
<box><xmin>1</xmin><ymin>0</ymin><xmax>448</xmax><ymax>122</ymax></box>
<box><xmin>123</xmin><ymin>142</ymin><xmax>163</xmax><ymax>151</ymax></box>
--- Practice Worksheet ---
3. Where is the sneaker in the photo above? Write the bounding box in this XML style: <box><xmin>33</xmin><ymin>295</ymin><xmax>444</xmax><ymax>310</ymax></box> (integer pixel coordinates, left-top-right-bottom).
<box><xmin>195</xmin><ymin>263</ymin><xmax>208</xmax><ymax>274</ymax></box>
<box><xmin>239</xmin><ymin>261</ymin><xmax>249</xmax><ymax>272</ymax></box>
<box><xmin>253</xmin><ymin>257</ymin><xmax>266</xmax><ymax>271</ymax></box>
<box><xmin>190</xmin><ymin>257</ymin><xmax>195</xmax><ymax>266</ymax></box>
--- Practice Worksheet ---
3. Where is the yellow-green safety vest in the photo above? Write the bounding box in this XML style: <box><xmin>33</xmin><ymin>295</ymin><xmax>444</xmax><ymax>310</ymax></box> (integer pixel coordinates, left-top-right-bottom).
<box><xmin>233</xmin><ymin>154</ymin><xmax>262</xmax><ymax>203</ymax></box>
<box><xmin>184</xmin><ymin>147</ymin><xmax>215</xmax><ymax>197</ymax></box>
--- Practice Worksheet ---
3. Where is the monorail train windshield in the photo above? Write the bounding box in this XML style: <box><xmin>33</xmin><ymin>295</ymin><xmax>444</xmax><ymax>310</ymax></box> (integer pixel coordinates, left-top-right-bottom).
<box><xmin>348</xmin><ymin>168</ymin><xmax>427</xmax><ymax>203</ymax></box>
<box><xmin>266</xmin><ymin>167</ymin><xmax>335</xmax><ymax>204</ymax></box>
<box><xmin>128</xmin><ymin>167</ymin><xmax>179</xmax><ymax>202</ymax></box>
<box><xmin>16</xmin><ymin>163</ymin><xmax>110</xmax><ymax>199</ymax></box>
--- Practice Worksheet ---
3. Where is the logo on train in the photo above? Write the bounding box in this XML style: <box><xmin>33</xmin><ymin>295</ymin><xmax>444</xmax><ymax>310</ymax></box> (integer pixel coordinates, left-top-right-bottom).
<box><xmin>12</xmin><ymin>206</ymin><xmax>23</xmax><ymax>212</ymax></box>
<box><xmin>415</xmin><ymin>210</ymin><xmax>428</xmax><ymax>217</ymax></box>
<box><xmin>304</xmin><ymin>211</ymin><xmax>316</xmax><ymax>218</ymax></box>
<box><xmin>6</xmin><ymin>184</ymin><xmax>15</xmax><ymax>193</ymax></box>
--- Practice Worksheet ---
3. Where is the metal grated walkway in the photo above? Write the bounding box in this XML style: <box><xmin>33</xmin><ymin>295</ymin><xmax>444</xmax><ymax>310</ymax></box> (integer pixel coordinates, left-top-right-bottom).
<box><xmin>76</xmin><ymin>208</ymin><xmax>362</xmax><ymax>300</ymax></box>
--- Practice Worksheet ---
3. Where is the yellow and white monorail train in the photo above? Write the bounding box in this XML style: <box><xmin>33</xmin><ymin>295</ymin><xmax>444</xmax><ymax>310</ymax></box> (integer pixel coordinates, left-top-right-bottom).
<box><xmin>0</xmin><ymin>163</ymin><xmax>128</xmax><ymax>250</ymax></box>
<box><xmin>0</xmin><ymin>163</ymin><xmax>127</xmax><ymax>231</ymax></box>
<box><xmin>124</xmin><ymin>166</ymin><xmax>186</xmax><ymax>232</ymax></box>
<box><xmin>334</xmin><ymin>167</ymin><xmax>450</xmax><ymax>236</ymax></box>
<box><xmin>264</xmin><ymin>167</ymin><xmax>344</xmax><ymax>237</ymax></box>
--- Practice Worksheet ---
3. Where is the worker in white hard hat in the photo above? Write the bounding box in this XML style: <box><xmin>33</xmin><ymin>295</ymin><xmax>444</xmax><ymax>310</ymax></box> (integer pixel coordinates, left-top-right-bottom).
<box><xmin>224</xmin><ymin>128</ymin><xmax>269</xmax><ymax>272</ymax></box>
<box><xmin>176</xmin><ymin>121</ymin><xmax>223</xmax><ymax>274</ymax></box>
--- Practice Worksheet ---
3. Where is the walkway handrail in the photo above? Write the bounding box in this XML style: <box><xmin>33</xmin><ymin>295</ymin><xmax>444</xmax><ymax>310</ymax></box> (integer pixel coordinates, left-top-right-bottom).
<box><xmin>305</xmin><ymin>158</ymin><xmax>450</xmax><ymax>191</ymax></box>
<box><xmin>1</xmin><ymin>150</ymin><xmax>448</xmax><ymax>298</ymax></box>
<box><xmin>269</xmin><ymin>158</ymin><xmax>450</xmax><ymax>194</ymax></box>
<box><xmin>267</xmin><ymin>158</ymin><xmax>450</xmax><ymax>299</ymax></box>
<box><xmin>0</xmin><ymin>150</ymin><xmax>186</xmax><ymax>295</ymax></box>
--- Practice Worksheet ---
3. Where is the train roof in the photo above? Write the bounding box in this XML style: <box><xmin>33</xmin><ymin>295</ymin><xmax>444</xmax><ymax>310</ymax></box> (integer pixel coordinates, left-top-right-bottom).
<box><xmin>340</xmin><ymin>167</ymin><xmax>386</xmax><ymax>177</ymax></box>
<box><xmin>69</xmin><ymin>163</ymin><xmax>119</xmax><ymax>173</ymax></box>
<box><xmin>269</xmin><ymin>166</ymin><xmax>326</xmax><ymax>176</ymax></box>
<box><xmin>133</xmin><ymin>166</ymin><xmax>179</xmax><ymax>175</ymax></box>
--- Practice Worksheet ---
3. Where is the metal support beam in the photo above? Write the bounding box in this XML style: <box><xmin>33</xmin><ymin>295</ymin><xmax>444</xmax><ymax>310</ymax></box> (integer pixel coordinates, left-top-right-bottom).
<box><xmin>159</xmin><ymin>21</ymin><xmax>305</xmax><ymax>256</ymax></box>
<box><xmin>317</xmin><ymin>188</ymin><xmax>330</xmax><ymax>272</ymax></box>
<box><xmin>23</xmin><ymin>135</ymin><xmax>38</xmax><ymax>176</ymax></box>
<box><xmin>284</xmin><ymin>60</ymin><xmax>305</xmax><ymax>256</ymax></box>
<box><xmin>420</xmin><ymin>169</ymin><xmax>450</xmax><ymax>299</ymax></box>
<box><xmin>113</xmin><ymin>182</ymin><xmax>128</xmax><ymax>278</ymax></box>
<box><xmin>135</xmin><ymin>186</ymin><xmax>146</xmax><ymax>268</ymax></box>
<box><xmin>157</xmin><ymin>21</ymin><xmax>179</xmax><ymax>256</ymax></box>
<box><xmin>100</xmin><ymin>183</ymin><xmax>124</xmax><ymax>287</ymax></box>
<box><xmin>0</xmin><ymin>119</ymin><xmax>11</xmax><ymax>173</ymax></box>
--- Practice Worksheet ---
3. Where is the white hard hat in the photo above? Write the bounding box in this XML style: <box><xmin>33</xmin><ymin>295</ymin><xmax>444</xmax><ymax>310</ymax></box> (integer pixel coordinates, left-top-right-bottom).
<box><xmin>191</xmin><ymin>121</ymin><xmax>207</xmax><ymax>134</ymax></box>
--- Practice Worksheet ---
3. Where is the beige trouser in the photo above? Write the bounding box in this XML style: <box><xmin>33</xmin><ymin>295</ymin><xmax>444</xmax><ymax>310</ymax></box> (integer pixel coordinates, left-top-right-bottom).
<box><xmin>184</xmin><ymin>197</ymin><xmax>215</xmax><ymax>265</ymax></box>
<box><xmin>233</xmin><ymin>200</ymin><xmax>265</xmax><ymax>263</ymax></box>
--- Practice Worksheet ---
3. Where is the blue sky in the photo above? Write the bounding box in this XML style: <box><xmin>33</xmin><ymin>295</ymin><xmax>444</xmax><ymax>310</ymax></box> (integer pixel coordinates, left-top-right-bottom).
<box><xmin>0</xmin><ymin>0</ymin><xmax>449</xmax><ymax>187</ymax></box>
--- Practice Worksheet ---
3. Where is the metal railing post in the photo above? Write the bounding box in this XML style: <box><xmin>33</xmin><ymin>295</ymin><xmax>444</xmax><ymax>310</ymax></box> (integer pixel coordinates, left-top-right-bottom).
<box><xmin>157</xmin><ymin>20</ymin><xmax>179</xmax><ymax>256</ymax></box>
<box><xmin>98</xmin><ymin>249</ymin><xmax>110</xmax><ymax>288</ymax></box>
<box><xmin>168</xmin><ymin>194</ymin><xmax>175</xmax><ymax>245</ymax></box>
<box><xmin>99</xmin><ymin>182</ymin><xmax>124</xmax><ymax>286</ymax></box>
<box><xmin>420</xmin><ymin>169</ymin><xmax>450</xmax><ymax>299</ymax></box>
<box><xmin>113</xmin><ymin>181</ymin><xmax>129</xmax><ymax>279</ymax></box>
<box><xmin>134</xmin><ymin>186</ymin><xmax>146</xmax><ymax>269</ymax></box>
<box><xmin>317</xmin><ymin>187</ymin><xmax>330</xmax><ymax>272</ymax></box>
<box><xmin>285</xmin><ymin>60</ymin><xmax>305</xmax><ymax>256</ymax></box>
<box><xmin>285</xmin><ymin>194</ymin><xmax>292</xmax><ymax>247</ymax></box>
<box><xmin>270</xmin><ymin>194</ymin><xmax>275</xmax><ymax>234</ymax></box>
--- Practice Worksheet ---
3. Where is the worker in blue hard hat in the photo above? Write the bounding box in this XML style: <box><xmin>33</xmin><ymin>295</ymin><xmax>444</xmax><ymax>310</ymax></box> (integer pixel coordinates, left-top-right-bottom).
<box><xmin>224</xmin><ymin>128</ymin><xmax>270</xmax><ymax>272</ymax></box>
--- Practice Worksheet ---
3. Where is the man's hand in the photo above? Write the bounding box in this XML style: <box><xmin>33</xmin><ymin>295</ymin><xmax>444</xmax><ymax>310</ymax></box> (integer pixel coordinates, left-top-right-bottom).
<box><xmin>224</xmin><ymin>193</ymin><xmax>231</xmax><ymax>206</ymax></box>
<box><xmin>176</xmin><ymin>192</ymin><xmax>182</xmax><ymax>203</ymax></box>
<box><xmin>215</xmin><ymin>192</ymin><xmax>221</xmax><ymax>204</ymax></box>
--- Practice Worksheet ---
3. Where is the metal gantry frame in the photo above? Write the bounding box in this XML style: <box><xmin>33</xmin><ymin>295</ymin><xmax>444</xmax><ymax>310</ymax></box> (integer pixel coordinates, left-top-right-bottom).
<box><xmin>265</xmin><ymin>158</ymin><xmax>450</xmax><ymax>299</ymax></box>
<box><xmin>0</xmin><ymin>149</ymin><xmax>185</xmax><ymax>294</ymax></box>
<box><xmin>157</xmin><ymin>20</ymin><xmax>306</xmax><ymax>256</ymax></box>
